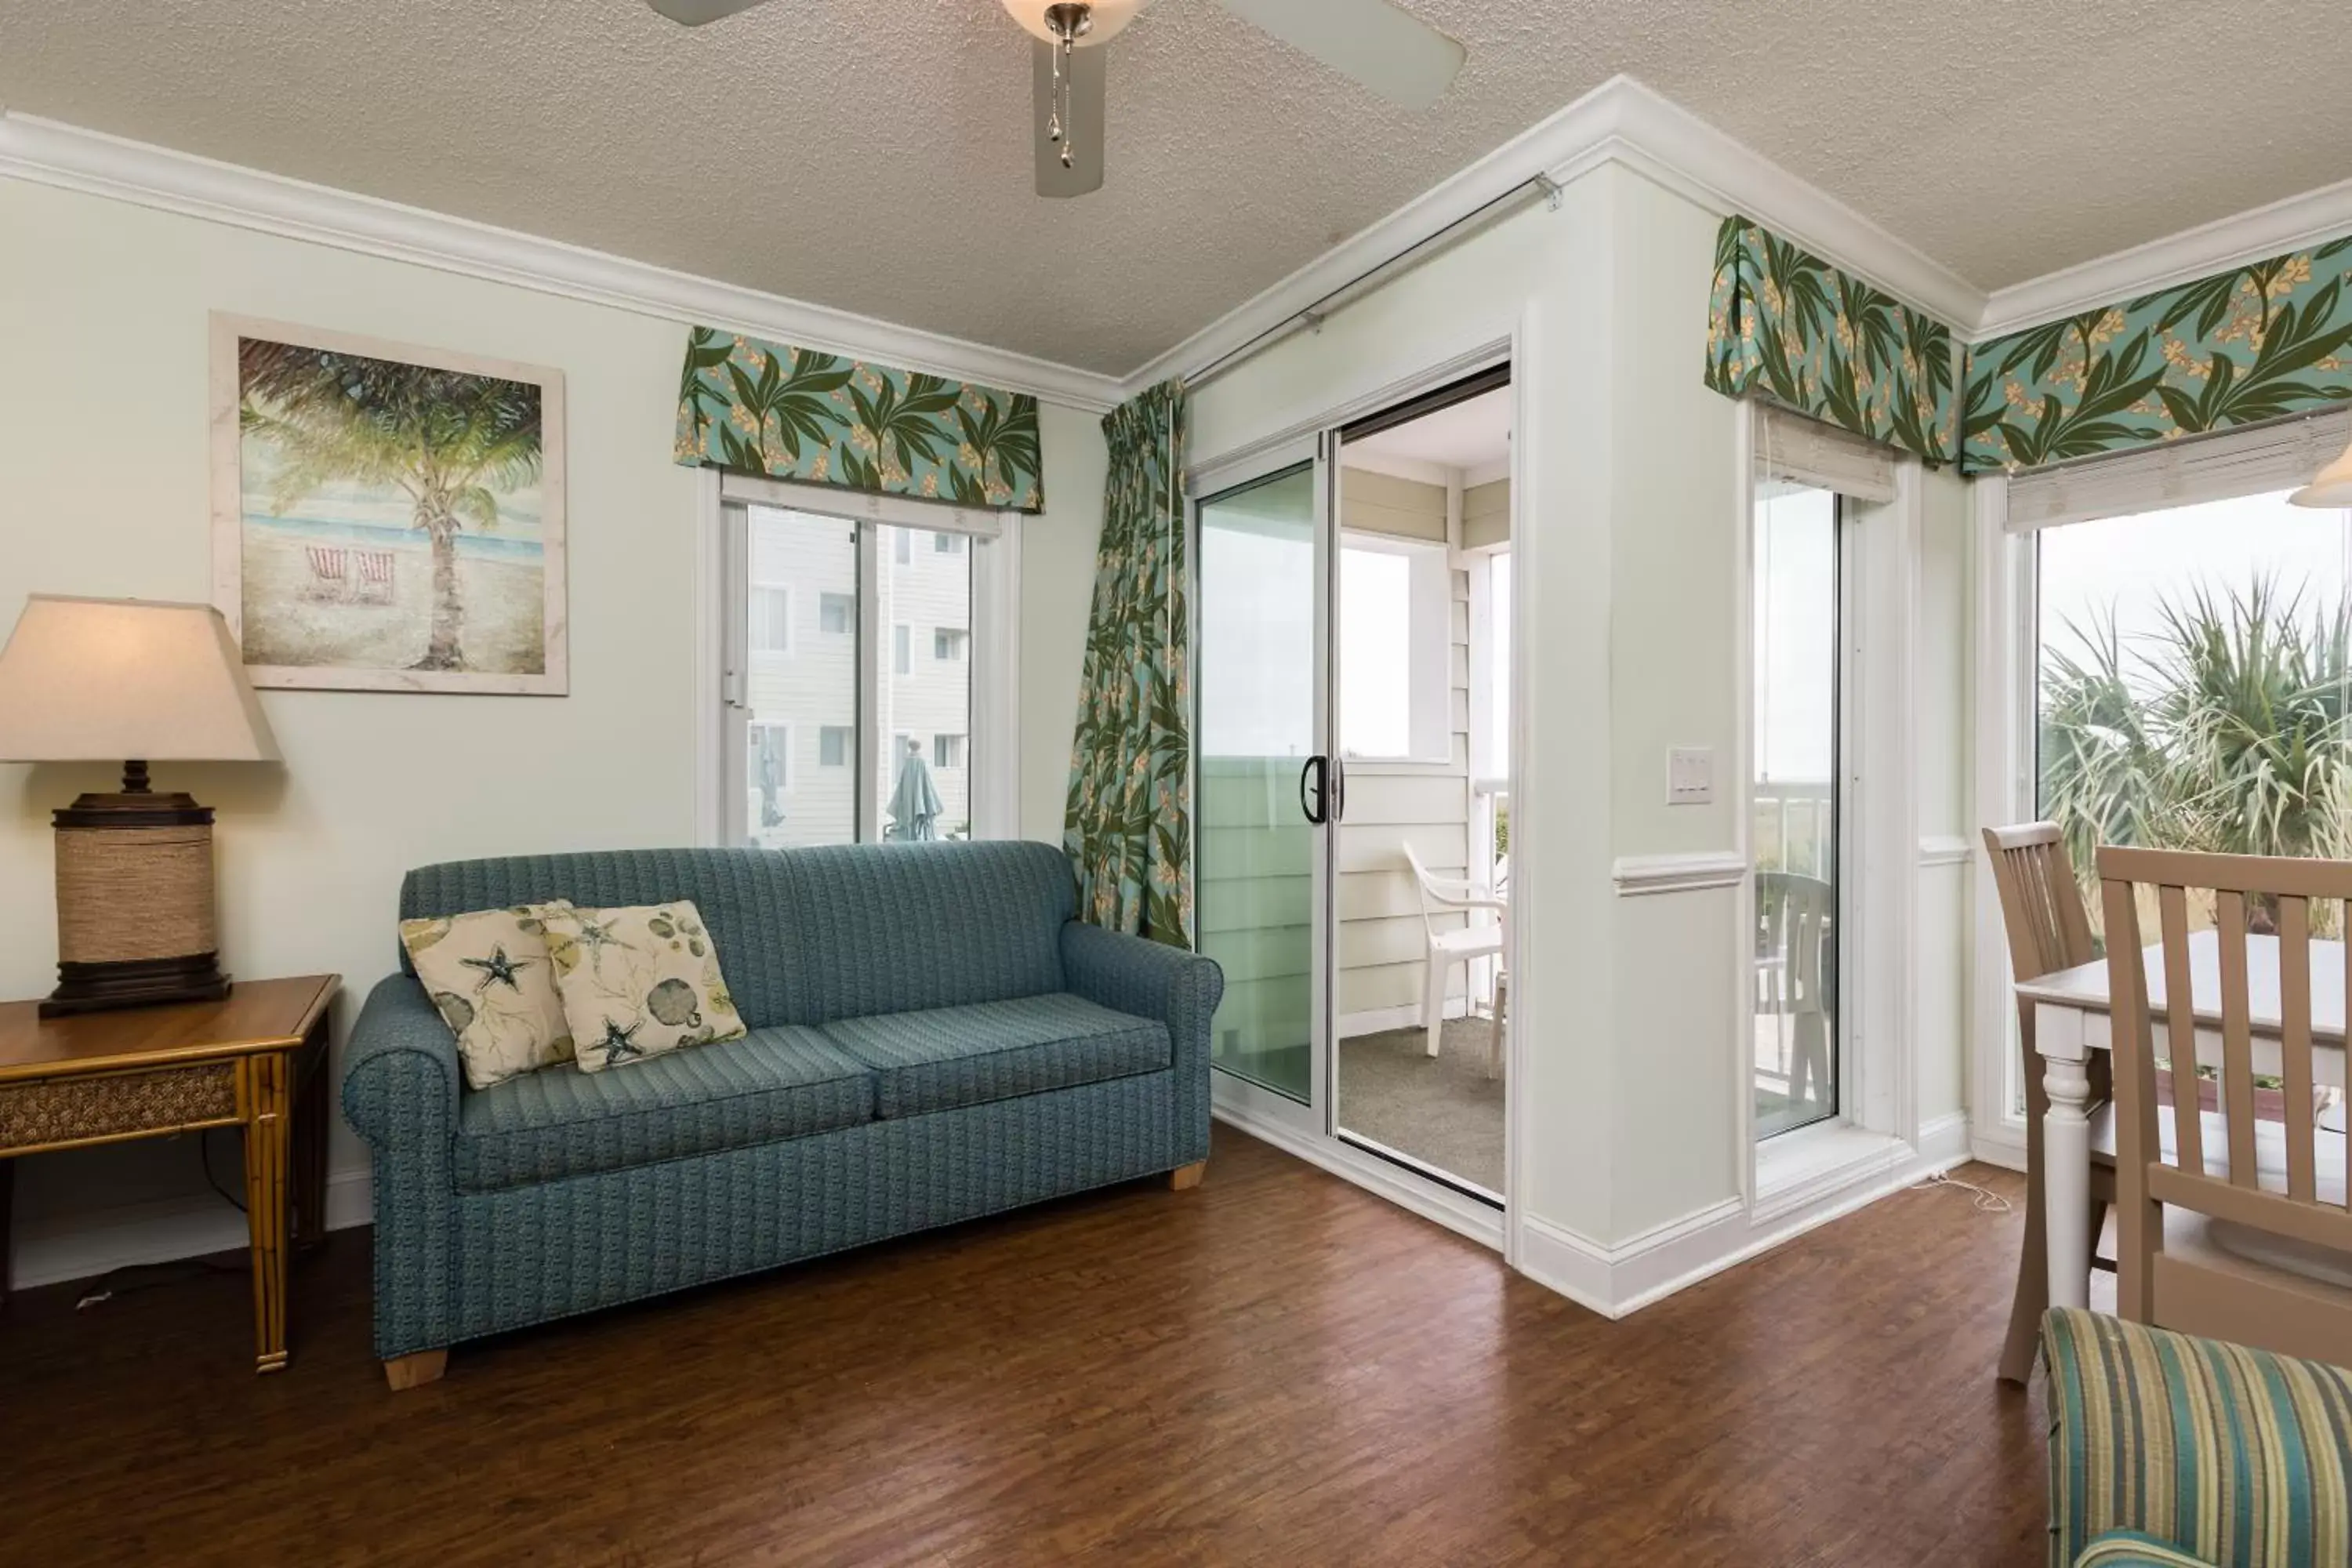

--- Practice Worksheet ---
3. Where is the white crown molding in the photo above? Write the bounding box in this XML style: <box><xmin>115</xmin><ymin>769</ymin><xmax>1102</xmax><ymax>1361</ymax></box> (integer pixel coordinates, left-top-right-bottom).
<box><xmin>0</xmin><ymin>110</ymin><xmax>1126</xmax><ymax>414</ymax></box>
<box><xmin>1974</xmin><ymin>174</ymin><xmax>2352</xmax><ymax>342</ymax></box>
<box><xmin>1611</xmin><ymin>849</ymin><xmax>1748</xmax><ymax>897</ymax></box>
<box><xmin>1127</xmin><ymin>74</ymin><xmax>1989</xmax><ymax>398</ymax></box>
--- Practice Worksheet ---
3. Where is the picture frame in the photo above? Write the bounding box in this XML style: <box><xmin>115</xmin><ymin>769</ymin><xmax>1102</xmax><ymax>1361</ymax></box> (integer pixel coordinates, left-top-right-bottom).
<box><xmin>209</xmin><ymin>313</ymin><xmax>568</xmax><ymax>694</ymax></box>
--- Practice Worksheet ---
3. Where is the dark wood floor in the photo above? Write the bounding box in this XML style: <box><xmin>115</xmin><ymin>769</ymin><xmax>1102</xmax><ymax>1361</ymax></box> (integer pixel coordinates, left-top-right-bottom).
<box><xmin>0</xmin><ymin>1129</ymin><xmax>2049</xmax><ymax>1566</ymax></box>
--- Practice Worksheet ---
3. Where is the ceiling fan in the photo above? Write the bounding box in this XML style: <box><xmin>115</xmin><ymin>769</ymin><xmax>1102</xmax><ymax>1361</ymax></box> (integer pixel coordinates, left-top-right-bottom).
<box><xmin>644</xmin><ymin>0</ymin><xmax>1467</xmax><ymax>198</ymax></box>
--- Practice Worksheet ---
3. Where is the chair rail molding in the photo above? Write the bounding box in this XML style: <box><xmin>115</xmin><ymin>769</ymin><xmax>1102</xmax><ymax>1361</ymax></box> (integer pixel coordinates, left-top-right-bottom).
<box><xmin>1611</xmin><ymin>850</ymin><xmax>1748</xmax><ymax>897</ymax></box>
<box><xmin>0</xmin><ymin>110</ymin><xmax>1125</xmax><ymax>414</ymax></box>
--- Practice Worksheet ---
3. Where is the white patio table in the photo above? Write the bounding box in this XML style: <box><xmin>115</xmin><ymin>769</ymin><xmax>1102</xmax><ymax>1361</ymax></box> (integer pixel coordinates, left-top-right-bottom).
<box><xmin>2014</xmin><ymin>929</ymin><xmax>2349</xmax><ymax>1311</ymax></box>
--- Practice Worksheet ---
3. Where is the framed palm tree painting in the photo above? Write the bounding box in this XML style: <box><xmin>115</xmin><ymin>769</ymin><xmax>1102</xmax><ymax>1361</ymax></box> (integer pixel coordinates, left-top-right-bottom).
<box><xmin>209</xmin><ymin>314</ymin><xmax>568</xmax><ymax>694</ymax></box>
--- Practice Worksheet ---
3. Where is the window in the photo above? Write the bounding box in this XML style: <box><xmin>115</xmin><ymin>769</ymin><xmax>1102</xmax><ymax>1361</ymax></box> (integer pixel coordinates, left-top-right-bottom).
<box><xmin>934</xmin><ymin>532</ymin><xmax>966</xmax><ymax>555</ymax></box>
<box><xmin>722</xmin><ymin>492</ymin><xmax>990</xmax><ymax>850</ymax></box>
<box><xmin>750</xmin><ymin>585</ymin><xmax>791</xmax><ymax>655</ymax></box>
<box><xmin>1752</xmin><ymin>480</ymin><xmax>1842</xmax><ymax>1141</ymax></box>
<box><xmin>1338</xmin><ymin>535</ymin><xmax>1450</xmax><ymax>761</ymax></box>
<box><xmin>747</xmin><ymin>721</ymin><xmax>791</xmax><ymax>832</ymax></box>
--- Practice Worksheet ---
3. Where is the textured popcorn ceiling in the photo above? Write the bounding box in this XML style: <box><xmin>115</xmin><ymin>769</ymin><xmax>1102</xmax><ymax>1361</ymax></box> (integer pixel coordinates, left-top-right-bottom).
<box><xmin>5</xmin><ymin>0</ymin><xmax>2349</xmax><ymax>376</ymax></box>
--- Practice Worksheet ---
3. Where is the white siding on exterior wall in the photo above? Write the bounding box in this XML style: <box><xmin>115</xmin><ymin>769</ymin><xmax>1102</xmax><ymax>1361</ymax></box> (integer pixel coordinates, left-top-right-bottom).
<box><xmin>745</xmin><ymin>509</ymin><xmax>857</xmax><ymax>846</ymax></box>
<box><xmin>879</xmin><ymin>528</ymin><xmax>973</xmax><ymax>837</ymax></box>
<box><xmin>1463</xmin><ymin>478</ymin><xmax>1510</xmax><ymax>554</ymax></box>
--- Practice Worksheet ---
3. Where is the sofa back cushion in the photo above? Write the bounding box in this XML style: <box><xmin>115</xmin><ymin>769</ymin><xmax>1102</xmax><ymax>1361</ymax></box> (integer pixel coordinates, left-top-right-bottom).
<box><xmin>400</xmin><ymin>841</ymin><xmax>1073</xmax><ymax>1030</ymax></box>
<box><xmin>784</xmin><ymin>841</ymin><xmax>1072</xmax><ymax>1022</ymax></box>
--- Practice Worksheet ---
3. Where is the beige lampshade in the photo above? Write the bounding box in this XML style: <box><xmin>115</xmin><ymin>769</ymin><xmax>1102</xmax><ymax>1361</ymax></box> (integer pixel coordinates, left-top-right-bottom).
<box><xmin>0</xmin><ymin>595</ymin><xmax>279</xmax><ymax>764</ymax></box>
<box><xmin>2291</xmin><ymin>430</ymin><xmax>2352</xmax><ymax>508</ymax></box>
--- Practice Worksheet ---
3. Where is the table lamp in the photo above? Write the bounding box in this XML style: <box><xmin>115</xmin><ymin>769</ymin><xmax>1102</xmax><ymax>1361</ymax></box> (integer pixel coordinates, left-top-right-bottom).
<box><xmin>0</xmin><ymin>596</ymin><xmax>280</xmax><ymax>1016</ymax></box>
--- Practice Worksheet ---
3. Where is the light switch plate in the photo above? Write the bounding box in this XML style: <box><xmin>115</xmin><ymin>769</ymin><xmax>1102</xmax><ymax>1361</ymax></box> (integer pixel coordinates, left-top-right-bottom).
<box><xmin>1667</xmin><ymin>746</ymin><xmax>1714</xmax><ymax>804</ymax></box>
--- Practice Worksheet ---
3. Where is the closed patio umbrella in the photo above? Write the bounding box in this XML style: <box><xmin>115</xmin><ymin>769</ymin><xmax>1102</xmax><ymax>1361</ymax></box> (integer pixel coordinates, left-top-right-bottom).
<box><xmin>886</xmin><ymin>739</ymin><xmax>942</xmax><ymax>841</ymax></box>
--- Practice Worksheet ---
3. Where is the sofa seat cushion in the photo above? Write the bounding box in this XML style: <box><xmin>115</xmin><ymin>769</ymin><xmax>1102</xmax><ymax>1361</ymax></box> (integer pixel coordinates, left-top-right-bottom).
<box><xmin>452</xmin><ymin>1025</ymin><xmax>874</xmax><ymax>1192</ymax></box>
<box><xmin>819</xmin><ymin>993</ymin><xmax>1169</xmax><ymax>1119</ymax></box>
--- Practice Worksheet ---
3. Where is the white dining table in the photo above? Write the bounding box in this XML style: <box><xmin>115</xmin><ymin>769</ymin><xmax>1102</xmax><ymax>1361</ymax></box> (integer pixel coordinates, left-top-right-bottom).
<box><xmin>2016</xmin><ymin>929</ymin><xmax>2350</xmax><ymax>1309</ymax></box>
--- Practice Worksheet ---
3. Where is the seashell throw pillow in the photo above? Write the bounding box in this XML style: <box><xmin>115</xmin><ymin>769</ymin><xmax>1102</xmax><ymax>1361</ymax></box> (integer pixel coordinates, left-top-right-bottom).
<box><xmin>539</xmin><ymin>901</ymin><xmax>748</xmax><ymax>1073</ymax></box>
<box><xmin>399</xmin><ymin>902</ymin><xmax>577</xmax><ymax>1091</ymax></box>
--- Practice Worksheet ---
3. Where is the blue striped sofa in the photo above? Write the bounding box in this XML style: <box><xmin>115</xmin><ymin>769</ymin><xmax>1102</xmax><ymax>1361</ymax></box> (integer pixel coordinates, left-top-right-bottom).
<box><xmin>342</xmin><ymin>841</ymin><xmax>1221</xmax><ymax>1386</ymax></box>
<box><xmin>2043</xmin><ymin>1308</ymin><xmax>2352</xmax><ymax>1567</ymax></box>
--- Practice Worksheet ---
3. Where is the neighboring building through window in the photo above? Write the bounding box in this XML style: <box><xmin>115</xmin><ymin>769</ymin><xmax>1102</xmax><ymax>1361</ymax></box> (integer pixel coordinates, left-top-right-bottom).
<box><xmin>934</xmin><ymin>628</ymin><xmax>967</xmax><ymax>662</ymax></box>
<box><xmin>935</xmin><ymin>733</ymin><xmax>967</xmax><ymax>769</ymax></box>
<box><xmin>818</xmin><ymin>725</ymin><xmax>851</xmax><ymax>768</ymax></box>
<box><xmin>818</xmin><ymin>592</ymin><xmax>853</xmax><ymax>634</ymax></box>
<box><xmin>935</xmin><ymin>531</ymin><xmax>966</xmax><ymax>555</ymax></box>
<box><xmin>893</xmin><ymin>623</ymin><xmax>911</xmax><ymax>675</ymax></box>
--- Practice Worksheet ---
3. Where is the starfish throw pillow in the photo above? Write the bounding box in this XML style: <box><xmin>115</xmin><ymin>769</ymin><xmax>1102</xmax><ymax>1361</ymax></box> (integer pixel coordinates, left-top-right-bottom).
<box><xmin>399</xmin><ymin>903</ymin><xmax>577</xmax><ymax>1090</ymax></box>
<box><xmin>540</xmin><ymin>901</ymin><xmax>748</xmax><ymax>1073</ymax></box>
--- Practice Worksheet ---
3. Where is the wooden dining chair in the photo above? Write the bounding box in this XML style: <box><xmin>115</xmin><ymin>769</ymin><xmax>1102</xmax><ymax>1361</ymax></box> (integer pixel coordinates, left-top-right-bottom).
<box><xmin>1983</xmin><ymin>822</ymin><xmax>2116</xmax><ymax>1385</ymax></box>
<box><xmin>2097</xmin><ymin>847</ymin><xmax>2352</xmax><ymax>1366</ymax></box>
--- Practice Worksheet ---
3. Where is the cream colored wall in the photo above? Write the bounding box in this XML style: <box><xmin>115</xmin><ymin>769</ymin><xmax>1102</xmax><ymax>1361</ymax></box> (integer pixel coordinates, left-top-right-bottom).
<box><xmin>0</xmin><ymin>176</ymin><xmax>1108</xmax><ymax>1283</ymax></box>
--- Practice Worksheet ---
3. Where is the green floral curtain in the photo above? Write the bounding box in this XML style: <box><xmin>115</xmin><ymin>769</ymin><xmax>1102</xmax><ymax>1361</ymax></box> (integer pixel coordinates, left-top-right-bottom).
<box><xmin>1962</xmin><ymin>238</ymin><xmax>2352</xmax><ymax>474</ymax></box>
<box><xmin>1704</xmin><ymin>216</ymin><xmax>1959</xmax><ymax>466</ymax></box>
<box><xmin>1063</xmin><ymin>380</ymin><xmax>1192</xmax><ymax>948</ymax></box>
<box><xmin>673</xmin><ymin>326</ymin><xmax>1044</xmax><ymax>511</ymax></box>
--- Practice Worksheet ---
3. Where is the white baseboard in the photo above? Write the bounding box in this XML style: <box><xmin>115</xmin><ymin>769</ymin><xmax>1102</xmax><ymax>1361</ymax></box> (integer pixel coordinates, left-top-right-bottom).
<box><xmin>1209</xmin><ymin>1103</ymin><xmax>1504</xmax><ymax>1250</ymax></box>
<box><xmin>1969</xmin><ymin>1122</ymin><xmax>2028</xmax><ymax>1174</ymax></box>
<box><xmin>1511</xmin><ymin>1127</ymin><xmax>1971</xmax><ymax>1319</ymax></box>
<box><xmin>9</xmin><ymin>1167</ymin><xmax>373</xmax><ymax>1292</ymax></box>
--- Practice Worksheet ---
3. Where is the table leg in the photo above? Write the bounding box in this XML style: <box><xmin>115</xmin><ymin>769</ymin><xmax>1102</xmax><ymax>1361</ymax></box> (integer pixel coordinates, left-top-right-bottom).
<box><xmin>292</xmin><ymin>1033</ymin><xmax>328</xmax><ymax>1251</ymax></box>
<box><xmin>2038</xmin><ymin>1002</ymin><xmax>2095</xmax><ymax>1313</ymax></box>
<box><xmin>1</xmin><ymin>1156</ymin><xmax>13</xmax><ymax>1313</ymax></box>
<box><xmin>244</xmin><ymin>1051</ymin><xmax>293</xmax><ymax>1374</ymax></box>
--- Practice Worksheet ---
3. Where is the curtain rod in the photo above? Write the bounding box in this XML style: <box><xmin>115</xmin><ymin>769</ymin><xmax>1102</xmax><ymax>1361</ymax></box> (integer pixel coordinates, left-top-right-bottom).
<box><xmin>1181</xmin><ymin>175</ymin><xmax>1559</xmax><ymax>396</ymax></box>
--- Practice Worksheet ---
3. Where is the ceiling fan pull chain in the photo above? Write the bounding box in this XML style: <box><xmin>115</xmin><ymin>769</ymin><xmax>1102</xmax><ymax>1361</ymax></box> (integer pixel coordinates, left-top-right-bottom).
<box><xmin>1058</xmin><ymin>34</ymin><xmax>1076</xmax><ymax>166</ymax></box>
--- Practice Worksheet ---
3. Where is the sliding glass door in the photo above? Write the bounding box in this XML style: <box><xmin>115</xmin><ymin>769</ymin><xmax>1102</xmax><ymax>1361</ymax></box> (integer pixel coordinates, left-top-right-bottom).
<box><xmin>1195</xmin><ymin>449</ymin><xmax>1328</xmax><ymax>1123</ymax></box>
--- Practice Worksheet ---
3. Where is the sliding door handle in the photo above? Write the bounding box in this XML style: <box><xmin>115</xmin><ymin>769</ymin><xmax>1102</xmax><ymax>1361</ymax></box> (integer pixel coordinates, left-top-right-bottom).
<box><xmin>1298</xmin><ymin>755</ymin><xmax>1328</xmax><ymax>826</ymax></box>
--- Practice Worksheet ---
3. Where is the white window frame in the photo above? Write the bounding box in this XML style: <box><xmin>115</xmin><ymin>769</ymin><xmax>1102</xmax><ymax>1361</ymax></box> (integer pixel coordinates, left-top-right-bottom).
<box><xmin>1962</xmin><ymin>412</ymin><xmax>2352</xmax><ymax>1171</ymax></box>
<box><xmin>934</xmin><ymin>531</ymin><xmax>967</xmax><ymax>555</ymax></box>
<box><xmin>705</xmin><ymin>471</ymin><xmax>1018</xmax><ymax>848</ymax></box>
<box><xmin>1733</xmin><ymin>405</ymin><xmax>1924</xmax><ymax>1214</ymax></box>
<box><xmin>934</xmin><ymin>626</ymin><xmax>969</xmax><ymax>662</ymax></box>
<box><xmin>892</xmin><ymin>623</ymin><xmax>912</xmax><ymax>676</ymax></box>
<box><xmin>1335</xmin><ymin>531</ymin><xmax>1452</xmax><ymax>764</ymax></box>
<box><xmin>935</xmin><ymin>732</ymin><xmax>967</xmax><ymax>769</ymax></box>
<box><xmin>818</xmin><ymin>591</ymin><xmax>854</xmax><ymax>635</ymax></box>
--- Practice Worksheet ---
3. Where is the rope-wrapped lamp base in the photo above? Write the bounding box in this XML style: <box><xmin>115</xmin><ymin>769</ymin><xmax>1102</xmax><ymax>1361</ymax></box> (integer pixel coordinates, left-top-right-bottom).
<box><xmin>42</xmin><ymin>760</ymin><xmax>230</xmax><ymax>1018</ymax></box>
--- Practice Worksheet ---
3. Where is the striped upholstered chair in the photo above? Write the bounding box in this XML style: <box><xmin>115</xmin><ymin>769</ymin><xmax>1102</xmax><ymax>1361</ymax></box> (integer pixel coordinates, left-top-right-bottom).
<box><xmin>2043</xmin><ymin>1308</ymin><xmax>2352</xmax><ymax>1567</ymax></box>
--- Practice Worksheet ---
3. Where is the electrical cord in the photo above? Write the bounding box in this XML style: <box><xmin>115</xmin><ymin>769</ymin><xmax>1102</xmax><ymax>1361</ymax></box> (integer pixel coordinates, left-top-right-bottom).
<box><xmin>1913</xmin><ymin>1170</ymin><xmax>2013</xmax><ymax>1214</ymax></box>
<box><xmin>71</xmin><ymin>1131</ymin><xmax>250</xmax><ymax>1311</ymax></box>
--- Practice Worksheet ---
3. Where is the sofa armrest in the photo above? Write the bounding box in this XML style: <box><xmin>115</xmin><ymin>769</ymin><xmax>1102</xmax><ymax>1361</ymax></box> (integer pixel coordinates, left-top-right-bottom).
<box><xmin>341</xmin><ymin>973</ymin><xmax>462</xmax><ymax>1150</ymax></box>
<box><xmin>2043</xmin><ymin>1308</ymin><xmax>2352</xmax><ymax>1568</ymax></box>
<box><xmin>2074</xmin><ymin>1533</ymin><xmax>2223</xmax><ymax>1568</ymax></box>
<box><xmin>1060</xmin><ymin>923</ymin><xmax>1223</xmax><ymax>1164</ymax></box>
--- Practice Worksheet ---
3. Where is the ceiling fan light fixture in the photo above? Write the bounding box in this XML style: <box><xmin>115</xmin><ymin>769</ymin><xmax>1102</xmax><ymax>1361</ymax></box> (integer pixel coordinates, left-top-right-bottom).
<box><xmin>997</xmin><ymin>0</ymin><xmax>1148</xmax><ymax>46</ymax></box>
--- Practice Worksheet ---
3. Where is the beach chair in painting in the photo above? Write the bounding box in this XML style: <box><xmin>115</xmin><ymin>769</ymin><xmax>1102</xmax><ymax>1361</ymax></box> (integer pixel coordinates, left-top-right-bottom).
<box><xmin>305</xmin><ymin>545</ymin><xmax>350</xmax><ymax>601</ymax></box>
<box><xmin>355</xmin><ymin>550</ymin><xmax>397</xmax><ymax>604</ymax></box>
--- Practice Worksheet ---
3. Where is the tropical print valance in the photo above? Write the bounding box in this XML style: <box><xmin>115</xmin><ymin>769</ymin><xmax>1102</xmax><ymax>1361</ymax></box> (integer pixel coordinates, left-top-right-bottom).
<box><xmin>1065</xmin><ymin>379</ymin><xmax>1192</xmax><ymax>949</ymax></box>
<box><xmin>673</xmin><ymin>327</ymin><xmax>1044</xmax><ymax>512</ymax></box>
<box><xmin>1704</xmin><ymin>216</ymin><xmax>1960</xmax><ymax>466</ymax></box>
<box><xmin>1961</xmin><ymin>237</ymin><xmax>2352</xmax><ymax>474</ymax></box>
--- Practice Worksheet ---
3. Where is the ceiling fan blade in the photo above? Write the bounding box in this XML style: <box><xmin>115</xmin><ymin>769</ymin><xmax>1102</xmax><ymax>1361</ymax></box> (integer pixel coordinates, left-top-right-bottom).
<box><xmin>1033</xmin><ymin>38</ymin><xmax>1106</xmax><ymax>198</ymax></box>
<box><xmin>644</xmin><ymin>0</ymin><xmax>773</xmax><ymax>26</ymax></box>
<box><xmin>1216</xmin><ymin>0</ymin><xmax>1465</xmax><ymax>109</ymax></box>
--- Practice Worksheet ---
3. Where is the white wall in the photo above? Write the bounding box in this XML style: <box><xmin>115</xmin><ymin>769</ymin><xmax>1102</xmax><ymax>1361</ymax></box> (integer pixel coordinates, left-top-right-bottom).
<box><xmin>0</xmin><ymin>175</ymin><xmax>1108</xmax><ymax>1285</ymax></box>
<box><xmin>1188</xmin><ymin>158</ymin><xmax>1976</xmax><ymax>1303</ymax></box>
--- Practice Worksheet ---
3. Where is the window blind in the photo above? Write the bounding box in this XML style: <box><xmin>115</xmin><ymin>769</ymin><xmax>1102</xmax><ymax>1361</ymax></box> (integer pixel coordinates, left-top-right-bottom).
<box><xmin>720</xmin><ymin>471</ymin><xmax>1006</xmax><ymax>540</ymax></box>
<box><xmin>2003</xmin><ymin>409</ymin><xmax>2351</xmax><ymax>533</ymax></box>
<box><xmin>1754</xmin><ymin>404</ymin><xmax>1898</xmax><ymax>504</ymax></box>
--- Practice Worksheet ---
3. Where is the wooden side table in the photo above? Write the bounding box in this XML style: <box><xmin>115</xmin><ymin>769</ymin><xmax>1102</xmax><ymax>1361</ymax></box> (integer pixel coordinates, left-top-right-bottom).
<box><xmin>0</xmin><ymin>975</ymin><xmax>336</xmax><ymax>1372</ymax></box>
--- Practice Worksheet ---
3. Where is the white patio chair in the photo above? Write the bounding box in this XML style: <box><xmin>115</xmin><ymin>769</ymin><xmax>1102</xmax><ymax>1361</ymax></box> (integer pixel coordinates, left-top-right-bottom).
<box><xmin>1403</xmin><ymin>843</ymin><xmax>1507</xmax><ymax>1067</ymax></box>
